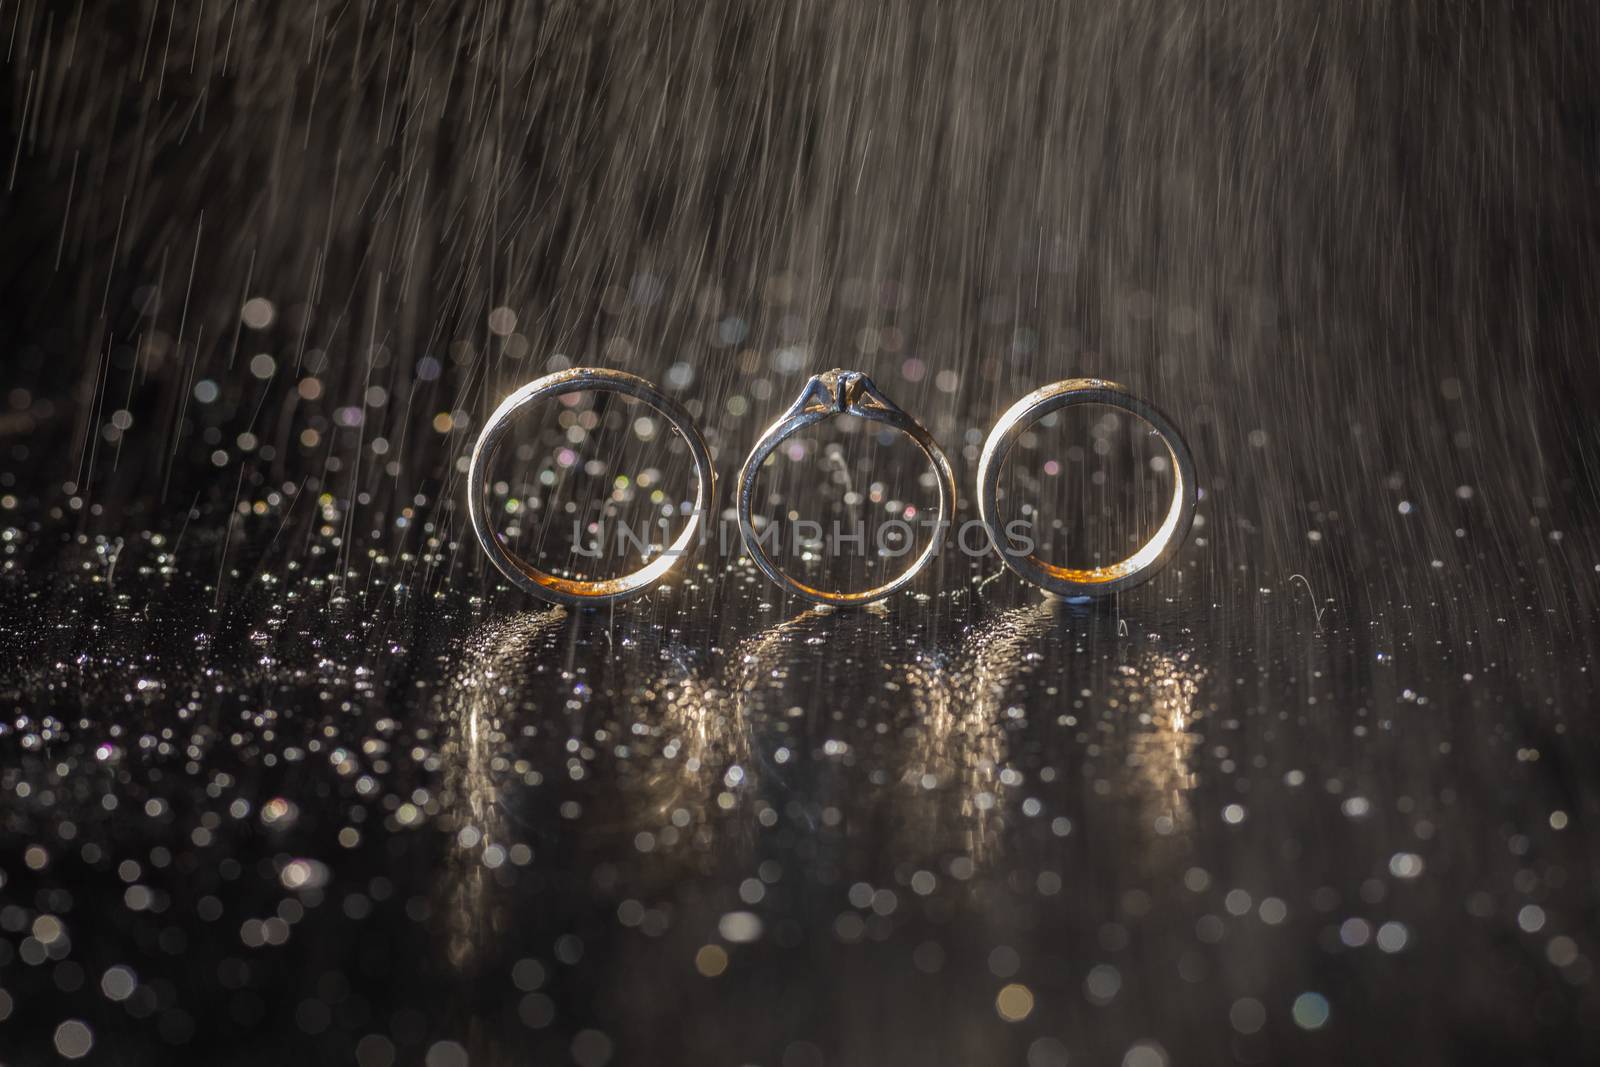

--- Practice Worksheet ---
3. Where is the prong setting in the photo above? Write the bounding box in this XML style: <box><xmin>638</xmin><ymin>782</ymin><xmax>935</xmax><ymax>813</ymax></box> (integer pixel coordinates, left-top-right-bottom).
<box><xmin>792</xmin><ymin>369</ymin><xmax>895</xmax><ymax>418</ymax></box>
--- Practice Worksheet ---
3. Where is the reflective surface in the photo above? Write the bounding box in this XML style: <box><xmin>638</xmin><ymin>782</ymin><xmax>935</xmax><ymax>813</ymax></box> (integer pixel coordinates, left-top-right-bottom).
<box><xmin>3</xmin><ymin>3</ymin><xmax>1599</xmax><ymax>1065</ymax></box>
<box><xmin>2</xmin><ymin>514</ymin><xmax>1596</xmax><ymax>1065</ymax></box>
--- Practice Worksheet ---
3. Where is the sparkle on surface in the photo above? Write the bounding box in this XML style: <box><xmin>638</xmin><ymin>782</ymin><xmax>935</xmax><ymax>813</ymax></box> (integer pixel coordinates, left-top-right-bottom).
<box><xmin>2</xmin><ymin>2</ymin><xmax>1599</xmax><ymax>1064</ymax></box>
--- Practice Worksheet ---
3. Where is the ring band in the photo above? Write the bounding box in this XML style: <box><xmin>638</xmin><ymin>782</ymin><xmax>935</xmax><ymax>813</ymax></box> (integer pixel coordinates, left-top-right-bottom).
<box><xmin>468</xmin><ymin>367</ymin><xmax>715</xmax><ymax>606</ymax></box>
<box><xmin>737</xmin><ymin>369</ymin><xmax>957</xmax><ymax>607</ymax></box>
<box><xmin>977</xmin><ymin>378</ymin><xmax>1196</xmax><ymax>597</ymax></box>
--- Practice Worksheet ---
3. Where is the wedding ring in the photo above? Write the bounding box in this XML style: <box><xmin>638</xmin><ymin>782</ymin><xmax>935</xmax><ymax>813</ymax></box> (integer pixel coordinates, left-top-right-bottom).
<box><xmin>468</xmin><ymin>367</ymin><xmax>715</xmax><ymax>606</ymax></box>
<box><xmin>977</xmin><ymin>378</ymin><xmax>1196</xmax><ymax>597</ymax></box>
<box><xmin>737</xmin><ymin>369</ymin><xmax>957</xmax><ymax>607</ymax></box>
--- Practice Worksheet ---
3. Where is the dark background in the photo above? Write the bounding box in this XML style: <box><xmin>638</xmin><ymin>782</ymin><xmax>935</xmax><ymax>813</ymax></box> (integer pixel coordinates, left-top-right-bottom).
<box><xmin>2</xmin><ymin>2</ymin><xmax>1599</xmax><ymax>1065</ymax></box>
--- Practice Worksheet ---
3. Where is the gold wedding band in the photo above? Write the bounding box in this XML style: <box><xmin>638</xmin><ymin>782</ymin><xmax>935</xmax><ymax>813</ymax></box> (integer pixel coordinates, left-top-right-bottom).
<box><xmin>468</xmin><ymin>368</ymin><xmax>715</xmax><ymax>606</ymax></box>
<box><xmin>977</xmin><ymin>378</ymin><xmax>1196</xmax><ymax>597</ymax></box>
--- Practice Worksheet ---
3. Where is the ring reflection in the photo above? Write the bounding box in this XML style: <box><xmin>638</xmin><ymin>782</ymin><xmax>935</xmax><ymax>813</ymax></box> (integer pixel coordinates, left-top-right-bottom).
<box><xmin>432</xmin><ymin>597</ymin><xmax>1205</xmax><ymax>986</ymax></box>
<box><xmin>437</xmin><ymin>608</ymin><xmax>568</xmax><ymax>974</ymax></box>
<box><xmin>633</xmin><ymin>605</ymin><xmax>848</xmax><ymax>836</ymax></box>
<box><xmin>901</xmin><ymin>598</ymin><xmax>1203</xmax><ymax>869</ymax></box>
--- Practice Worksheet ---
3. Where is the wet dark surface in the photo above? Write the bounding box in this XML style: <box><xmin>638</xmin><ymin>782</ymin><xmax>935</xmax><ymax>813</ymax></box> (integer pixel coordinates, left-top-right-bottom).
<box><xmin>4</xmin><ymin>3</ymin><xmax>1600</xmax><ymax>1066</ymax></box>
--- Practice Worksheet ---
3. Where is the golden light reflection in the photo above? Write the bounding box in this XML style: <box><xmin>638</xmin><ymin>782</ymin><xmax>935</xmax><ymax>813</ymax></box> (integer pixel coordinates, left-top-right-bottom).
<box><xmin>639</xmin><ymin>649</ymin><xmax>747</xmax><ymax>820</ymax></box>
<box><xmin>437</xmin><ymin>608</ymin><xmax>567</xmax><ymax>973</ymax></box>
<box><xmin>1115</xmin><ymin>646</ymin><xmax>1203</xmax><ymax>854</ymax></box>
<box><xmin>901</xmin><ymin>600</ymin><xmax>1204</xmax><ymax>867</ymax></box>
<box><xmin>626</xmin><ymin>607</ymin><xmax>841</xmax><ymax>854</ymax></box>
<box><xmin>900</xmin><ymin>601</ymin><xmax>1058</xmax><ymax>863</ymax></box>
<box><xmin>430</xmin><ymin>599</ymin><xmax>1205</xmax><ymax>971</ymax></box>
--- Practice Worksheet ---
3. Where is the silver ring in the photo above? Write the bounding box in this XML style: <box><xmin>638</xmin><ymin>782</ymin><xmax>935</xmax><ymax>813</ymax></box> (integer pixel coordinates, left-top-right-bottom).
<box><xmin>977</xmin><ymin>378</ymin><xmax>1196</xmax><ymax>597</ymax></box>
<box><xmin>468</xmin><ymin>367</ymin><xmax>715</xmax><ymax>606</ymax></box>
<box><xmin>737</xmin><ymin>369</ymin><xmax>957</xmax><ymax>607</ymax></box>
